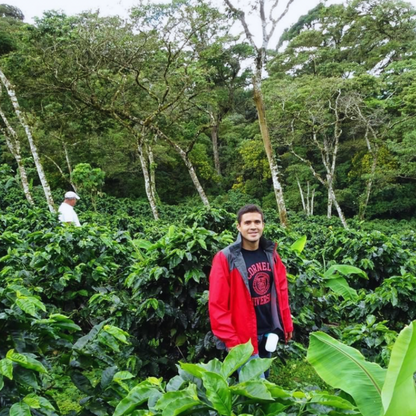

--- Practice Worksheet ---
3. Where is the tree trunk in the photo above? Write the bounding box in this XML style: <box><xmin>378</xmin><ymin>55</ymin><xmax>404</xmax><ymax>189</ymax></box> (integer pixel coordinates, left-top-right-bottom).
<box><xmin>0</xmin><ymin>108</ymin><xmax>34</xmax><ymax>205</ymax></box>
<box><xmin>147</xmin><ymin>141</ymin><xmax>158</xmax><ymax>204</ymax></box>
<box><xmin>327</xmin><ymin>185</ymin><xmax>333</xmax><ymax>218</ymax></box>
<box><xmin>328</xmin><ymin>174</ymin><xmax>348</xmax><ymax>228</ymax></box>
<box><xmin>1</xmin><ymin>128</ymin><xmax>34</xmax><ymax>205</ymax></box>
<box><xmin>310</xmin><ymin>187</ymin><xmax>315</xmax><ymax>216</ymax></box>
<box><xmin>210</xmin><ymin>113</ymin><xmax>221</xmax><ymax>176</ymax></box>
<box><xmin>137</xmin><ymin>140</ymin><xmax>159</xmax><ymax>220</ymax></box>
<box><xmin>253</xmin><ymin>75</ymin><xmax>288</xmax><ymax>227</ymax></box>
<box><xmin>0</xmin><ymin>68</ymin><xmax>55</xmax><ymax>212</ymax></box>
<box><xmin>178</xmin><ymin>148</ymin><xmax>210</xmax><ymax>207</ymax></box>
<box><xmin>153</xmin><ymin>127</ymin><xmax>210</xmax><ymax>207</ymax></box>
<box><xmin>297</xmin><ymin>177</ymin><xmax>306</xmax><ymax>212</ymax></box>
<box><xmin>330</xmin><ymin>187</ymin><xmax>348</xmax><ymax>229</ymax></box>
<box><xmin>62</xmin><ymin>141</ymin><xmax>77</xmax><ymax>192</ymax></box>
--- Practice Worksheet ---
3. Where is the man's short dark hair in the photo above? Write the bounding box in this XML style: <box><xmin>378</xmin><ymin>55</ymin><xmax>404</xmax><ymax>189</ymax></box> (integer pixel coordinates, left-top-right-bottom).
<box><xmin>237</xmin><ymin>204</ymin><xmax>264</xmax><ymax>224</ymax></box>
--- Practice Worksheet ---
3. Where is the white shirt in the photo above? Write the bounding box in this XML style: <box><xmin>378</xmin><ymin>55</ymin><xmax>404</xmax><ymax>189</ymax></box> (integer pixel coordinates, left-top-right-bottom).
<box><xmin>58</xmin><ymin>202</ymin><xmax>81</xmax><ymax>227</ymax></box>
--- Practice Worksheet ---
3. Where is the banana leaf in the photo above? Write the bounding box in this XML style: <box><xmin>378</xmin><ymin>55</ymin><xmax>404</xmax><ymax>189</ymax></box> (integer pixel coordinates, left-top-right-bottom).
<box><xmin>381</xmin><ymin>321</ymin><xmax>416</xmax><ymax>416</ymax></box>
<box><xmin>307</xmin><ymin>332</ymin><xmax>386</xmax><ymax>416</ymax></box>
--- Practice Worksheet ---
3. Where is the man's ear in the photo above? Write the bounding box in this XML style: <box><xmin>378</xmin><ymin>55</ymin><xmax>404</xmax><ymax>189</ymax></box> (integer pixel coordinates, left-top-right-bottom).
<box><xmin>236</xmin><ymin>221</ymin><xmax>240</xmax><ymax>232</ymax></box>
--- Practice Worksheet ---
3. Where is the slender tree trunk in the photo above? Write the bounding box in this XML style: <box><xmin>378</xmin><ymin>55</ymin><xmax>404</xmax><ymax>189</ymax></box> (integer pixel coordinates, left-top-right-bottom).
<box><xmin>209</xmin><ymin>112</ymin><xmax>221</xmax><ymax>176</ymax></box>
<box><xmin>327</xmin><ymin>182</ymin><xmax>333</xmax><ymax>218</ymax></box>
<box><xmin>0</xmin><ymin>68</ymin><xmax>55</xmax><ymax>212</ymax></box>
<box><xmin>327</xmin><ymin>174</ymin><xmax>348</xmax><ymax>228</ymax></box>
<box><xmin>0</xmin><ymin>107</ymin><xmax>34</xmax><ymax>205</ymax></box>
<box><xmin>297</xmin><ymin>177</ymin><xmax>306</xmax><ymax>212</ymax></box>
<box><xmin>310</xmin><ymin>187</ymin><xmax>315</xmax><ymax>216</ymax></box>
<box><xmin>177</xmin><ymin>148</ymin><xmax>210</xmax><ymax>207</ymax></box>
<box><xmin>360</xmin><ymin>152</ymin><xmax>378</xmax><ymax>220</ymax></box>
<box><xmin>253</xmin><ymin>75</ymin><xmax>287</xmax><ymax>226</ymax></box>
<box><xmin>62</xmin><ymin>141</ymin><xmax>77</xmax><ymax>192</ymax></box>
<box><xmin>330</xmin><ymin>187</ymin><xmax>348</xmax><ymax>229</ymax></box>
<box><xmin>153</xmin><ymin>127</ymin><xmax>210</xmax><ymax>207</ymax></box>
<box><xmin>147</xmin><ymin>141</ymin><xmax>158</xmax><ymax>204</ymax></box>
<box><xmin>1</xmin><ymin>128</ymin><xmax>34</xmax><ymax>205</ymax></box>
<box><xmin>137</xmin><ymin>140</ymin><xmax>159</xmax><ymax>220</ymax></box>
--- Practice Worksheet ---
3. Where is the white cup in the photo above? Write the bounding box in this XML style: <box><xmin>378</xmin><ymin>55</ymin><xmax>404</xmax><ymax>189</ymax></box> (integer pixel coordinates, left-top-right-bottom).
<box><xmin>265</xmin><ymin>333</ymin><xmax>279</xmax><ymax>352</ymax></box>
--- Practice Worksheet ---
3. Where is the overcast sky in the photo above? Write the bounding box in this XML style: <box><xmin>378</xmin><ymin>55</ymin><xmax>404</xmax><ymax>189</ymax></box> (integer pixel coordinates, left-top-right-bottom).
<box><xmin>9</xmin><ymin>0</ymin><xmax>416</xmax><ymax>48</ymax></box>
<box><xmin>11</xmin><ymin>0</ymin><xmax>343</xmax><ymax>41</ymax></box>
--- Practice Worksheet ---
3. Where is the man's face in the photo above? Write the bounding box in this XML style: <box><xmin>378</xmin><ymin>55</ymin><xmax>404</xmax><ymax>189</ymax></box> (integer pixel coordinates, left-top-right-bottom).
<box><xmin>237</xmin><ymin>212</ymin><xmax>264</xmax><ymax>245</ymax></box>
<box><xmin>67</xmin><ymin>198</ymin><xmax>77</xmax><ymax>207</ymax></box>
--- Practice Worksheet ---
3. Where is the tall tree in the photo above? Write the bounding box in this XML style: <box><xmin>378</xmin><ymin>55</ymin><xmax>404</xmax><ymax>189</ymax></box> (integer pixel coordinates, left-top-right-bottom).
<box><xmin>223</xmin><ymin>0</ymin><xmax>296</xmax><ymax>227</ymax></box>
<box><xmin>0</xmin><ymin>68</ymin><xmax>55</xmax><ymax>212</ymax></box>
<box><xmin>265</xmin><ymin>76</ymin><xmax>352</xmax><ymax>228</ymax></box>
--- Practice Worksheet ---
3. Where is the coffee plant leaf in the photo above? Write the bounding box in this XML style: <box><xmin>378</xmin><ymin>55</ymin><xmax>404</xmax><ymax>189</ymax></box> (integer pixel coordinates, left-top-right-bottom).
<box><xmin>0</xmin><ymin>358</ymin><xmax>13</xmax><ymax>379</ymax></box>
<box><xmin>221</xmin><ymin>341</ymin><xmax>253</xmax><ymax>378</ymax></box>
<box><xmin>201</xmin><ymin>371</ymin><xmax>231</xmax><ymax>416</ymax></box>
<box><xmin>239</xmin><ymin>358</ymin><xmax>274</xmax><ymax>382</ymax></box>
<box><xmin>179</xmin><ymin>363</ymin><xmax>207</xmax><ymax>379</ymax></box>
<box><xmin>229</xmin><ymin>380</ymin><xmax>274</xmax><ymax>401</ymax></box>
<box><xmin>9</xmin><ymin>402</ymin><xmax>31</xmax><ymax>416</ymax></box>
<box><xmin>114</xmin><ymin>385</ymin><xmax>160</xmax><ymax>416</ymax></box>
<box><xmin>6</xmin><ymin>350</ymin><xmax>47</xmax><ymax>374</ymax></box>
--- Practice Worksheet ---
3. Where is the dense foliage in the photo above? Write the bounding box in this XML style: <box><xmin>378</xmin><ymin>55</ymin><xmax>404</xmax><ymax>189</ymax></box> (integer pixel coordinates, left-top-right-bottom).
<box><xmin>1</xmin><ymin>0</ymin><xmax>416</xmax><ymax>415</ymax></box>
<box><xmin>1</xmin><ymin>165</ymin><xmax>416</xmax><ymax>414</ymax></box>
<box><xmin>0</xmin><ymin>0</ymin><xmax>416</xmax><ymax>221</ymax></box>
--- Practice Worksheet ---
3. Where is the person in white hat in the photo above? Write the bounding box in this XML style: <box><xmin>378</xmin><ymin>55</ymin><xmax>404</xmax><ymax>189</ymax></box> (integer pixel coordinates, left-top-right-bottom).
<box><xmin>58</xmin><ymin>191</ymin><xmax>81</xmax><ymax>226</ymax></box>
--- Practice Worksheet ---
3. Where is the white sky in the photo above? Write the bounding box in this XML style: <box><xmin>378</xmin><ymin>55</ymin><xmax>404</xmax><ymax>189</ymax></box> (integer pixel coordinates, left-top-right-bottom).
<box><xmin>10</xmin><ymin>0</ymin><xmax>343</xmax><ymax>42</ymax></box>
<box><xmin>9</xmin><ymin>0</ymin><xmax>416</xmax><ymax>48</ymax></box>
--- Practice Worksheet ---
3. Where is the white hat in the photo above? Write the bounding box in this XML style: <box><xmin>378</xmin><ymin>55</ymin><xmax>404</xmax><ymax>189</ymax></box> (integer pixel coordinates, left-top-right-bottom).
<box><xmin>65</xmin><ymin>191</ymin><xmax>80</xmax><ymax>200</ymax></box>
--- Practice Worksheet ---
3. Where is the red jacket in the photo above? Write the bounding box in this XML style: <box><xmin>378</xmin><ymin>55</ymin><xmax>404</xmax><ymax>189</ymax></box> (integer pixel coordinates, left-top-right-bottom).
<box><xmin>208</xmin><ymin>235</ymin><xmax>293</xmax><ymax>354</ymax></box>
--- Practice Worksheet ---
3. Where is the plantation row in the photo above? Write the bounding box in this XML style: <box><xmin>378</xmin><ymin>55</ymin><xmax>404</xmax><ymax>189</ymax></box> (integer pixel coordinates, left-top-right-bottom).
<box><xmin>1</xmin><ymin>197</ymin><xmax>416</xmax><ymax>415</ymax></box>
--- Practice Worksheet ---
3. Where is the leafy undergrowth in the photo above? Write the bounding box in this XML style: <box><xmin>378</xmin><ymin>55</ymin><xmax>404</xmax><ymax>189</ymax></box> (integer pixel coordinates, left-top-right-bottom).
<box><xmin>270</xmin><ymin>358</ymin><xmax>332</xmax><ymax>392</ymax></box>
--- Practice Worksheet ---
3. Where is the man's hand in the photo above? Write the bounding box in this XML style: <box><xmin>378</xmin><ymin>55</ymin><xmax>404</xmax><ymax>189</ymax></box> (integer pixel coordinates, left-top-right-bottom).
<box><xmin>285</xmin><ymin>331</ymin><xmax>293</xmax><ymax>343</ymax></box>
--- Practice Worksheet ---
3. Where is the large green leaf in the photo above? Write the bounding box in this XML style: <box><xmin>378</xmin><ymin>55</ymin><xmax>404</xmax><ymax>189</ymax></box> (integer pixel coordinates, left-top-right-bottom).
<box><xmin>381</xmin><ymin>321</ymin><xmax>416</xmax><ymax>416</ymax></box>
<box><xmin>6</xmin><ymin>350</ymin><xmax>47</xmax><ymax>373</ymax></box>
<box><xmin>230</xmin><ymin>380</ymin><xmax>273</xmax><ymax>401</ymax></box>
<box><xmin>307</xmin><ymin>332</ymin><xmax>386</xmax><ymax>416</ymax></box>
<box><xmin>10</xmin><ymin>403</ymin><xmax>31</xmax><ymax>416</ymax></box>
<box><xmin>162</xmin><ymin>397</ymin><xmax>204</xmax><ymax>416</ymax></box>
<box><xmin>15</xmin><ymin>294</ymin><xmax>46</xmax><ymax>317</ymax></box>
<box><xmin>309</xmin><ymin>393</ymin><xmax>357</xmax><ymax>410</ymax></box>
<box><xmin>324</xmin><ymin>264</ymin><xmax>367</xmax><ymax>280</ymax></box>
<box><xmin>23</xmin><ymin>394</ymin><xmax>55</xmax><ymax>411</ymax></box>
<box><xmin>0</xmin><ymin>358</ymin><xmax>13</xmax><ymax>379</ymax></box>
<box><xmin>202</xmin><ymin>372</ymin><xmax>231</xmax><ymax>416</ymax></box>
<box><xmin>100</xmin><ymin>366</ymin><xmax>118</xmax><ymax>389</ymax></box>
<box><xmin>70</xmin><ymin>371</ymin><xmax>94</xmax><ymax>395</ymax></box>
<box><xmin>324</xmin><ymin>277</ymin><xmax>358</xmax><ymax>301</ymax></box>
<box><xmin>221</xmin><ymin>341</ymin><xmax>253</xmax><ymax>378</ymax></box>
<box><xmin>0</xmin><ymin>375</ymin><xmax>3</xmax><ymax>391</ymax></box>
<box><xmin>156</xmin><ymin>385</ymin><xmax>203</xmax><ymax>416</ymax></box>
<box><xmin>263</xmin><ymin>381</ymin><xmax>291</xmax><ymax>399</ymax></box>
<box><xmin>114</xmin><ymin>385</ymin><xmax>159</xmax><ymax>416</ymax></box>
<box><xmin>179</xmin><ymin>363</ymin><xmax>207</xmax><ymax>379</ymax></box>
<box><xmin>290</xmin><ymin>235</ymin><xmax>307</xmax><ymax>253</ymax></box>
<box><xmin>199</xmin><ymin>358</ymin><xmax>222</xmax><ymax>374</ymax></box>
<box><xmin>166</xmin><ymin>375</ymin><xmax>186</xmax><ymax>392</ymax></box>
<box><xmin>239</xmin><ymin>358</ymin><xmax>274</xmax><ymax>382</ymax></box>
<box><xmin>104</xmin><ymin>325</ymin><xmax>130</xmax><ymax>344</ymax></box>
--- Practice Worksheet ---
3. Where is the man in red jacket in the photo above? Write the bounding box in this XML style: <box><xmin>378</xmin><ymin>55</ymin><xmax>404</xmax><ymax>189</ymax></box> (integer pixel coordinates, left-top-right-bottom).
<box><xmin>209</xmin><ymin>204</ymin><xmax>293</xmax><ymax>370</ymax></box>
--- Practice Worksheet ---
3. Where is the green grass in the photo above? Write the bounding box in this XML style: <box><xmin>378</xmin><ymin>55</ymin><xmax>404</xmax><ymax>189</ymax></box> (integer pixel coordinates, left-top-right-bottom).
<box><xmin>269</xmin><ymin>358</ymin><xmax>333</xmax><ymax>392</ymax></box>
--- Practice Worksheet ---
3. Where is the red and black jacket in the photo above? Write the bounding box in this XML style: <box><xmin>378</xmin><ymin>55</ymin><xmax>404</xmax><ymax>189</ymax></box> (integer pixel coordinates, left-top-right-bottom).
<box><xmin>208</xmin><ymin>234</ymin><xmax>293</xmax><ymax>354</ymax></box>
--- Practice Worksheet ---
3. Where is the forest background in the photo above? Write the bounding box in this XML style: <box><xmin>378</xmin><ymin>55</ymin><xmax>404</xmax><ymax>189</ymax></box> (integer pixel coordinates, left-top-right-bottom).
<box><xmin>1</xmin><ymin>0</ymin><xmax>416</xmax><ymax>222</ymax></box>
<box><xmin>1</xmin><ymin>1</ymin><xmax>416</xmax><ymax>416</ymax></box>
